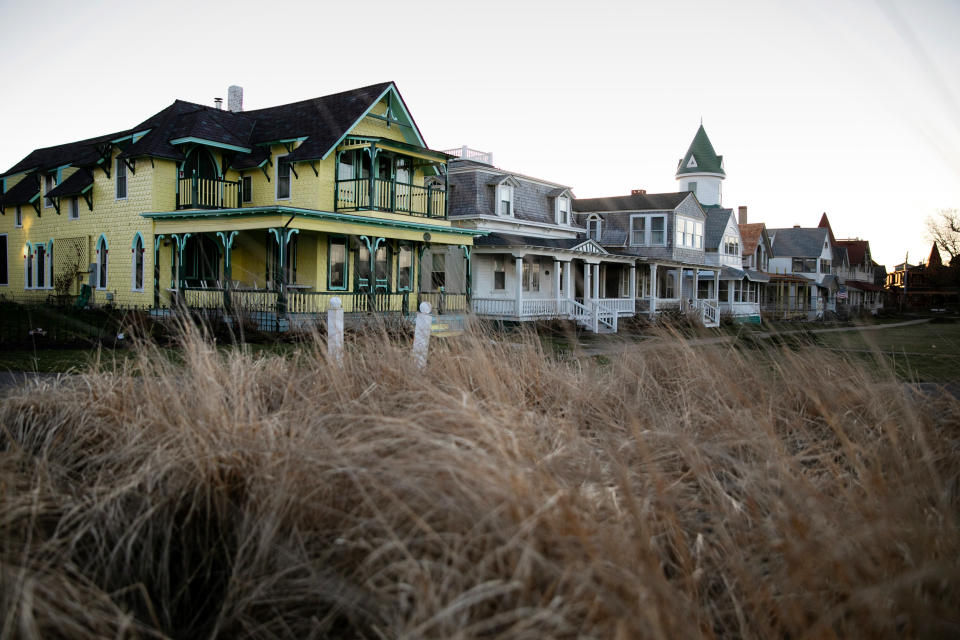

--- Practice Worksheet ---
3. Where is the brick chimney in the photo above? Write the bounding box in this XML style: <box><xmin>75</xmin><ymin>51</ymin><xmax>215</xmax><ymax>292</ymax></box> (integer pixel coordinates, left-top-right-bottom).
<box><xmin>228</xmin><ymin>85</ymin><xmax>243</xmax><ymax>113</ymax></box>
<box><xmin>631</xmin><ymin>189</ymin><xmax>647</xmax><ymax>195</ymax></box>
<box><xmin>738</xmin><ymin>205</ymin><xmax>747</xmax><ymax>225</ymax></box>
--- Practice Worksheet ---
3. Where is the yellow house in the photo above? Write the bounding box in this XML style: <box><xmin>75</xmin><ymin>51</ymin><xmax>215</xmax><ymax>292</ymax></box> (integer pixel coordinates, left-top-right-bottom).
<box><xmin>0</xmin><ymin>82</ymin><xmax>480</xmax><ymax>321</ymax></box>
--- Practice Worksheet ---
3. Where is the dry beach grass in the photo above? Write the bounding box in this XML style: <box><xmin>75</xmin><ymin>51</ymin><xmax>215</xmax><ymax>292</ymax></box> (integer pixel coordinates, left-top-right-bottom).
<box><xmin>1</xmin><ymin>323</ymin><xmax>958</xmax><ymax>639</ymax></box>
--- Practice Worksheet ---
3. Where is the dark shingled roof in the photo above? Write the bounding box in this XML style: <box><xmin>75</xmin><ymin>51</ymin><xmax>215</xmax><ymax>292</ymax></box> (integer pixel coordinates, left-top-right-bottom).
<box><xmin>835</xmin><ymin>239</ymin><xmax>869</xmax><ymax>267</ymax></box>
<box><xmin>769</xmin><ymin>227</ymin><xmax>828</xmax><ymax>258</ymax></box>
<box><xmin>5</xmin><ymin>81</ymin><xmax>416</xmax><ymax>179</ymax></box>
<box><xmin>45</xmin><ymin>169</ymin><xmax>94</xmax><ymax>198</ymax></box>
<box><xmin>0</xmin><ymin>174</ymin><xmax>40</xmax><ymax>207</ymax></box>
<box><xmin>475</xmin><ymin>233</ymin><xmax>586</xmax><ymax>250</ymax></box>
<box><xmin>739</xmin><ymin>223</ymin><xmax>766</xmax><ymax>257</ymax></box>
<box><xmin>573</xmin><ymin>191</ymin><xmax>690</xmax><ymax>212</ymax></box>
<box><xmin>832</xmin><ymin>245</ymin><xmax>849</xmax><ymax>267</ymax></box>
<box><xmin>704</xmin><ymin>208</ymin><xmax>734</xmax><ymax>250</ymax></box>
<box><xmin>1</xmin><ymin>130</ymin><xmax>127</xmax><ymax>178</ymax></box>
<box><xmin>676</xmin><ymin>125</ymin><xmax>724</xmax><ymax>177</ymax></box>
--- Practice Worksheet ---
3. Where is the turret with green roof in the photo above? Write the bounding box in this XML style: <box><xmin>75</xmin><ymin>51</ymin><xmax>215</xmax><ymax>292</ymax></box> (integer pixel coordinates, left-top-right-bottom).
<box><xmin>676</xmin><ymin>124</ymin><xmax>725</xmax><ymax>206</ymax></box>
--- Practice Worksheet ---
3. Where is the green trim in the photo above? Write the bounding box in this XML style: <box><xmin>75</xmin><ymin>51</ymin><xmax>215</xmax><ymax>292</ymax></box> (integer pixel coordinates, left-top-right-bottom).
<box><xmin>170</xmin><ymin>137</ymin><xmax>252</xmax><ymax>153</ymax></box>
<box><xmin>320</xmin><ymin>84</ymin><xmax>426</xmax><ymax>161</ymax></box>
<box><xmin>141</xmin><ymin>205</ymin><xmax>487</xmax><ymax>237</ymax></box>
<box><xmin>257</xmin><ymin>137</ymin><xmax>307</xmax><ymax>147</ymax></box>
<box><xmin>327</xmin><ymin>234</ymin><xmax>349</xmax><ymax>291</ymax></box>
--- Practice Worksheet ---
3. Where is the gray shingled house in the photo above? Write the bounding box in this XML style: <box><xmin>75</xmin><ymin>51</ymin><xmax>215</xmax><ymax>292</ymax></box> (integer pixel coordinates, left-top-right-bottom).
<box><xmin>572</xmin><ymin>190</ymin><xmax>721</xmax><ymax>327</ymax></box>
<box><xmin>446</xmin><ymin>151</ymin><xmax>635</xmax><ymax>332</ymax></box>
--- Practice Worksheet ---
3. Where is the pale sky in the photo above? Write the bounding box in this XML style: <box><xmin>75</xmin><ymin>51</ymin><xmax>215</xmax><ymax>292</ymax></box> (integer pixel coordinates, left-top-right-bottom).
<box><xmin>2</xmin><ymin>0</ymin><xmax>958</xmax><ymax>268</ymax></box>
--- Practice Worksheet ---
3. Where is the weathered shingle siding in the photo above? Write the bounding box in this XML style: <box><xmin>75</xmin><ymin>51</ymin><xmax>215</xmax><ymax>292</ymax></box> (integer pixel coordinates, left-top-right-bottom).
<box><xmin>448</xmin><ymin>166</ymin><xmax>573</xmax><ymax>227</ymax></box>
<box><xmin>448</xmin><ymin>172</ymin><xmax>484</xmax><ymax>217</ymax></box>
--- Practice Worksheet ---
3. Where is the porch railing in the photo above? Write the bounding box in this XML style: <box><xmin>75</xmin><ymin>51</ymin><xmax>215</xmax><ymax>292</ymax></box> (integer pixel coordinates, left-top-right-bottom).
<box><xmin>335</xmin><ymin>178</ymin><xmax>446</xmax><ymax>219</ymax></box>
<box><xmin>176</xmin><ymin>175</ymin><xmax>242</xmax><ymax>210</ymax></box>
<box><xmin>472</xmin><ymin>298</ymin><xmax>517</xmax><ymax>317</ymax></box>
<box><xmin>418</xmin><ymin>292</ymin><xmax>468</xmax><ymax>315</ymax></box>
<box><xmin>181</xmin><ymin>288</ymin><xmax>412</xmax><ymax>315</ymax></box>
<box><xmin>592</xmin><ymin>298</ymin><xmax>635</xmax><ymax>316</ymax></box>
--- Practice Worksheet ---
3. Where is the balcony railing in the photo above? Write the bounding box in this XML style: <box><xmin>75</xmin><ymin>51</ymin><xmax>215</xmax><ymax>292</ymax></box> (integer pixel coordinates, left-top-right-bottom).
<box><xmin>335</xmin><ymin>178</ymin><xmax>446</xmax><ymax>219</ymax></box>
<box><xmin>177</xmin><ymin>175</ymin><xmax>242</xmax><ymax>210</ymax></box>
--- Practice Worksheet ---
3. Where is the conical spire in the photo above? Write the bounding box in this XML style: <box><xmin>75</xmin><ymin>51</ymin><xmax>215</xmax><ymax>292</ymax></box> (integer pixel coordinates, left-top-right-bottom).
<box><xmin>928</xmin><ymin>242</ymin><xmax>943</xmax><ymax>268</ymax></box>
<box><xmin>676</xmin><ymin>124</ymin><xmax>725</xmax><ymax>177</ymax></box>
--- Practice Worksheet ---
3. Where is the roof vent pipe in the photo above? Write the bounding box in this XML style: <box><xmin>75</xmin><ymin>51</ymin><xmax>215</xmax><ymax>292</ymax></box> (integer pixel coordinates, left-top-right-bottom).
<box><xmin>228</xmin><ymin>85</ymin><xmax>243</xmax><ymax>113</ymax></box>
<box><xmin>214</xmin><ymin>97</ymin><xmax>223</xmax><ymax>110</ymax></box>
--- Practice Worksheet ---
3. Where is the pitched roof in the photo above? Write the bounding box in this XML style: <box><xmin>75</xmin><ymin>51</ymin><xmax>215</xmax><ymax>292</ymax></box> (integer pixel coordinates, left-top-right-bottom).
<box><xmin>474</xmin><ymin>233</ymin><xmax>586</xmax><ymax>250</ymax></box>
<box><xmin>738</xmin><ymin>222</ymin><xmax>766</xmax><ymax>257</ymax></box>
<box><xmin>769</xmin><ymin>227</ymin><xmax>829</xmax><ymax>258</ymax></box>
<box><xmin>0</xmin><ymin>174</ymin><xmax>40</xmax><ymax>207</ymax></box>
<box><xmin>676</xmin><ymin>125</ymin><xmax>724</xmax><ymax>177</ymax></box>
<box><xmin>818</xmin><ymin>212</ymin><xmax>836</xmax><ymax>243</ymax></box>
<box><xmin>45</xmin><ymin>168</ymin><xmax>94</xmax><ymax>198</ymax></box>
<box><xmin>4</xmin><ymin>82</ymin><xmax>415</xmax><ymax>178</ymax></box>
<box><xmin>832</xmin><ymin>245</ymin><xmax>849</xmax><ymax>267</ymax></box>
<box><xmin>704</xmin><ymin>208</ymin><xmax>733</xmax><ymax>250</ymax></box>
<box><xmin>573</xmin><ymin>191</ymin><xmax>690</xmax><ymax>212</ymax></box>
<box><xmin>928</xmin><ymin>242</ymin><xmax>943</xmax><ymax>268</ymax></box>
<box><xmin>835</xmin><ymin>239</ymin><xmax>869</xmax><ymax>266</ymax></box>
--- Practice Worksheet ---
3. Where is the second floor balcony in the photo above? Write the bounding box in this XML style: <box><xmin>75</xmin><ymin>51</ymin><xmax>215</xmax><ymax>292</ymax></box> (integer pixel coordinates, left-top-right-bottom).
<box><xmin>177</xmin><ymin>174</ymin><xmax>242</xmax><ymax>210</ymax></box>
<box><xmin>335</xmin><ymin>178</ymin><xmax>446</xmax><ymax>219</ymax></box>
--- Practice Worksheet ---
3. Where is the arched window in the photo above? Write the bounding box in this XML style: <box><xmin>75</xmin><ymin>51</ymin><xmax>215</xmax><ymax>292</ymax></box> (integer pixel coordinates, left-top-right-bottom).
<box><xmin>36</xmin><ymin>244</ymin><xmax>46</xmax><ymax>289</ymax></box>
<box><xmin>131</xmin><ymin>233</ymin><xmax>145</xmax><ymax>291</ymax></box>
<box><xmin>587</xmin><ymin>215</ymin><xmax>602</xmax><ymax>242</ymax></box>
<box><xmin>96</xmin><ymin>235</ymin><xmax>109</xmax><ymax>290</ymax></box>
<box><xmin>24</xmin><ymin>242</ymin><xmax>33</xmax><ymax>289</ymax></box>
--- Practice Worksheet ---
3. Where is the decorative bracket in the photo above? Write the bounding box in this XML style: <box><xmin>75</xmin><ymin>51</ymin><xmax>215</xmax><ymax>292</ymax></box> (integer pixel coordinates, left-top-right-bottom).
<box><xmin>96</xmin><ymin>143</ymin><xmax>112</xmax><ymax>178</ymax></box>
<box><xmin>82</xmin><ymin>188</ymin><xmax>93</xmax><ymax>211</ymax></box>
<box><xmin>216</xmin><ymin>231</ymin><xmax>238</xmax><ymax>268</ymax></box>
<box><xmin>51</xmin><ymin>197</ymin><xmax>61</xmax><ymax>215</ymax></box>
<box><xmin>308</xmin><ymin>161</ymin><xmax>319</xmax><ymax>177</ymax></box>
<box><xmin>123</xmin><ymin>157</ymin><xmax>136</xmax><ymax>175</ymax></box>
<box><xmin>288</xmin><ymin>162</ymin><xmax>299</xmax><ymax>180</ymax></box>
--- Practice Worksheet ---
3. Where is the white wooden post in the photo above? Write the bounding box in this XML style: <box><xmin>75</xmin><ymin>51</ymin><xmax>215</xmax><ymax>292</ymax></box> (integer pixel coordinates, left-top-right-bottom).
<box><xmin>649</xmin><ymin>263</ymin><xmax>658</xmax><ymax>317</ymax></box>
<box><xmin>693</xmin><ymin>267</ymin><xmax>700</xmax><ymax>303</ymax></box>
<box><xmin>413</xmin><ymin>301</ymin><xmax>432</xmax><ymax>368</ymax></box>
<box><xmin>629</xmin><ymin>264</ymin><xmax>637</xmax><ymax>309</ymax></box>
<box><xmin>583</xmin><ymin>263</ymin><xmax>591</xmax><ymax>302</ymax></box>
<box><xmin>714</xmin><ymin>270</ymin><xmax>720</xmax><ymax>304</ymax></box>
<box><xmin>514</xmin><ymin>256</ymin><xmax>523</xmax><ymax>317</ymax></box>
<box><xmin>591</xmin><ymin>263</ymin><xmax>600</xmax><ymax>300</ymax></box>
<box><xmin>553</xmin><ymin>259</ymin><xmax>561</xmax><ymax>313</ymax></box>
<box><xmin>327</xmin><ymin>296</ymin><xmax>344</xmax><ymax>366</ymax></box>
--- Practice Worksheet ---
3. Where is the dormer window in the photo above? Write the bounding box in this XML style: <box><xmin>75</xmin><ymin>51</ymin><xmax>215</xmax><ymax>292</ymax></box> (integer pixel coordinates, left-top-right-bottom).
<box><xmin>587</xmin><ymin>215</ymin><xmax>602</xmax><ymax>242</ymax></box>
<box><xmin>556</xmin><ymin>195</ymin><xmax>570</xmax><ymax>225</ymax></box>
<box><xmin>687</xmin><ymin>156</ymin><xmax>697</xmax><ymax>168</ymax></box>
<box><xmin>498</xmin><ymin>184</ymin><xmax>513</xmax><ymax>216</ymax></box>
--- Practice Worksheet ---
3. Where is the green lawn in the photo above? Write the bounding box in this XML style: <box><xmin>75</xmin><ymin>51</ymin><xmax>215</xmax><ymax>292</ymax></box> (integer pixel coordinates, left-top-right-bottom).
<box><xmin>811</xmin><ymin>320</ymin><xmax>960</xmax><ymax>382</ymax></box>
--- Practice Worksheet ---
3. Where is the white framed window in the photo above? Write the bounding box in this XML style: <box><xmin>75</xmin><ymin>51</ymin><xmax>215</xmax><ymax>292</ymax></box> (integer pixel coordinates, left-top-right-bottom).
<box><xmin>587</xmin><ymin>215</ymin><xmax>602</xmax><ymax>241</ymax></box>
<box><xmin>723</xmin><ymin>235</ymin><xmax>740</xmax><ymax>255</ymax></box>
<box><xmin>556</xmin><ymin>195</ymin><xmax>570</xmax><ymax>225</ymax></box>
<box><xmin>675</xmin><ymin>217</ymin><xmax>704</xmax><ymax>249</ymax></box>
<box><xmin>629</xmin><ymin>214</ymin><xmax>667</xmax><ymax>246</ymax></box>
<box><xmin>69</xmin><ymin>196</ymin><xmax>80</xmax><ymax>219</ymax></box>
<box><xmin>493</xmin><ymin>255</ymin><xmax>506</xmax><ymax>290</ymax></box>
<box><xmin>131</xmin><ymin>233</ymin><xmax>145</xmax><ymax>291</ymax></box>
<box><xmin>116</xmin><ymin>159</ymin><xmax>127</xmax><ymax>199</ymax></box>
<box><xmin>0</xmin><ymin>233</ymin><xmax>7</xmax><ymax>286</ymax></box>
<box><xmin>498</xmin><ymin>184</ymin><xmax>513</xmax><ymax>216</ymax></box>
<box><xmin>15</xmin><ymin>205</ymin><xmax>22</xmax><ymax>228</ymax></box>
<box><xmin>44</xmin><ymin>174</ymin><xmax>57</xmax><ymax>208</ymax></box>
<box><xmin>96</xmin><ymin>234</ymin><xmax>109</xmax><ymax>290</ymax></box>
<box><xmin>276</xmin><ymin>155</ymin><xmax>291</xmax><ymax>200</ymax></box>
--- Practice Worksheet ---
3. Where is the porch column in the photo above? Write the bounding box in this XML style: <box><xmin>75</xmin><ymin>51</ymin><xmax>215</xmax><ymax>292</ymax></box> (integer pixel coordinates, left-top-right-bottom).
<box><xmin>154</xmin><ymin>234</ymin><xmax>164</xmax><ymax>308</ymax></box>
<box><xmin>591</xmin><ymin>262</ymin><xmax>600</xmax><ymax>301</ymax></box>
<box><xmin>553</xmin><ymin>259</ymin><xmax>562</xmax><ymax>310</ymax></box>
<box><xmin>172</xmin><ymin>233</ymin><xmax>191</xmax><ymax>293</ymax></box>
<box><xmin>693</xmin><ymin>267</ymin><xmax>700</xmax><ymax>302</ymax></box>
<box><xmin>629</xmin><ymin>263</ymin><xmax>637</xmax><ymax>301</ymax></box>
<box><xmin>714</xmin><ymin>269</ymin><xmax>720</xmax><ymax>304</ymax></box>
<box><xmin>461</xmin><ymin>245</ymin><xmax>472</xmax><ymax>304</ymax></box>
<box><xmin>563</xmin><ymin>260</ymin><xmax>573</xmax><ymax>300</ymax></box>
<box><xmin>514</xmin><ymin>255</ymin><xmax>524</xmax><ymax>317</ymax></box>
<box><xmin>583</xmin><ymin>262</ymin><xmax>592</xmax><ymax>302</ymax></box>
<box><xmin>216</xmin><ymin>231</ymin><xmax>238</xmax><ymax>310</ymax></box>
<box><xmin>650</xmin><ymin>262</ymin><xmax>658</xmax><ymax>317</ymax></box>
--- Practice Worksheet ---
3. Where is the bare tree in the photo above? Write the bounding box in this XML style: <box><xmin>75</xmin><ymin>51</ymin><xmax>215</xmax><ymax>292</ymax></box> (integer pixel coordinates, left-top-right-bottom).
<box><xmin>925</xmin><ymin>208</ymin><xmax>960</xmax><ymax>262</ymax></box>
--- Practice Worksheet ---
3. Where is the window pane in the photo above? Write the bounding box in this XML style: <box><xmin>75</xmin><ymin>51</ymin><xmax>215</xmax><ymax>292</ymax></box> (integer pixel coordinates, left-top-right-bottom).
<box><xmin>631</xmin><ymin>217</ymin><xmax>645</xmax><ymax>245</ymax></box>
<box><xmin>278</xmin><ymin>159</ymin><xmax>291</xmax><ymax>198</ymax></box>
<box><xmin>398</xmin><ymin>245</ymin><xmax>411</xmax><ymax>289</ymax></box>
<box><xmin>329</xmin><ymin>238</ymin><xmax>346</xmax><ymax>289</ymax></box>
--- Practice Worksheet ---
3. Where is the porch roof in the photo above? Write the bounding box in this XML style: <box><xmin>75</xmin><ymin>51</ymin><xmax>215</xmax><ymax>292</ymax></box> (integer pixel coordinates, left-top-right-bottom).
<box><xmin>818</xmin><ymin>274</ymin><xmax>839</xmax><ymax>290</ymax></box>
<box><xmin>843</xmin><ymin>280</ymin><xmax>882</xmax><ymax>292</ymax></box>
<box><xmin>475</xmin><ymin>232</ymin><xmax>634</xmax><ymax>261</ymax></box>
<box><xmin>744</xmin><ymin>269</ymin><xmax>771</xmax><ymax>283</ymax></box>
<box><xmin>141</xmin><ymin>205</ymin><xmax>485</xmax><ymax>237</ymax></box>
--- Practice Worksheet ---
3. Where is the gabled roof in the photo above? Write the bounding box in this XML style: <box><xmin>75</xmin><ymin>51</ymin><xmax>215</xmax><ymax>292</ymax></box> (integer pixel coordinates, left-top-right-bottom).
<box><xmin>928</xmin><ymin>242</ymin><xmax>943</xmax><ymax>268</ymax></box>
<box><xmin>704</xmin><ymin>208</ymin><xmax>734</xmax><ymax>250</ymax></box>
<box><xmin>769</xmin><ymin>227</ymin><xmax>829</xmax><ymax>258</ymax></box>
<box><xmin>738</xmin><ymin>222</ymin><xmax>767</xmax><ymax>257</ymax></box>
<box><xmin>676</xmin><ymin>125</ymin><xmax>724</xmax><ymax>177</ymax></box>
<box><xmin>835</xmin><ymin>239</ymin><xmax>870</xmax><ymax>267</ymax></box>
<box><xmin>832</xmin><ymin>245</ymin><xmax>849</xmax><ymax>268</ymax></box>
<box><xmin>818</xmin><ymin>212</ymin><xmax>836</xmax><ymax>243</ymax></box>
<box><xmin>0</xmin><ymin>174</ymin><xmax>40</xmax><ymax>207</ymax></box>
<box><xmin>573</xmin><ymin>191</ymin><xmax>691</xmax><ymax>212</ymax></box>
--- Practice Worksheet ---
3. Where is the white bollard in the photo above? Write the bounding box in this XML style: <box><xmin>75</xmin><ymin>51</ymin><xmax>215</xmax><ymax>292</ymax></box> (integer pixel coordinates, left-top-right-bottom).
<box><xmin>327</xmin><ymin>297</ymin><xmax>344</xmax><ymax>366</ymax></box>
<box><xmin>412</xmin><ymin>301</ymin><xmax>432</xmax><ymax>369</ymax></box>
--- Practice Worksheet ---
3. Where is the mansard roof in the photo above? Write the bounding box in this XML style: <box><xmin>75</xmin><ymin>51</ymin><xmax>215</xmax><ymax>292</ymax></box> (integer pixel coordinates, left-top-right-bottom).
<box><xmin>3</xmin><ymin>82</ymin><xmax>422</xmax><ymax>177</ymax></box>
<box><xmin>676</xmin><ymin>124</ymin><xmax>724</xmax><ymax>177</ymax></box>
